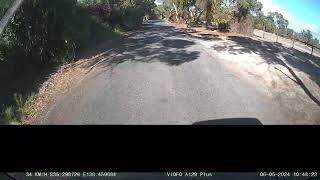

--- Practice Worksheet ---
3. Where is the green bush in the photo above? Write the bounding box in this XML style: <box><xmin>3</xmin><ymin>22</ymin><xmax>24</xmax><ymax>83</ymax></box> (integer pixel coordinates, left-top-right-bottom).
<box><xmin>0</xmin><ymin>0</ymin><xmax>119</xmax><ymax>124</ymax></box>
<box><xmin>0</xmin><ymin>0</ymin><xmax>118</xmax><ymax>68</ymax></box>
<box><xmin>121</xmin><ymin>5</ymin><xmax>144</xmax><ymax>29</ymax></box>
<box><xmin>2</xmin><ymin>106</ymin><xmax>18</xmax><ymax>124</ymax></box>
<box><xmin>1</xmin><ymin>93</ymin><xmax>36</xmax><ymax>124</ymax></box>
<box><xmin>0</xmin><ymin>0</ymin><xmax>156</xmax><ymax>124</ymax></box>
<box><xmin>0</xmin><ymin>0</ymin><xmax>14</xmax><ymax>18</ymax></box>
<box><xmin>119</xmin><ymin>0</ymin><xmax>157</xmax><ymax>30</ymax></box>
<box><xmin>77</xmin><ymin>0</ymin><xmax>157</xmax><ymax>30</ymax></box>
<box><xmin>0</xmin><ymin>0</ymin><xmax>157</xmax><ymax>70</ymax></box>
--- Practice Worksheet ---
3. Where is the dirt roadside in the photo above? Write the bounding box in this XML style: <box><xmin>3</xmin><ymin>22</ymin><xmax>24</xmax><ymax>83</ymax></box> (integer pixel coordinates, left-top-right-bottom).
<box><xmin>20</xmin><ymin>36</ymin><xmax>130</xmax><ymax>124</ymax></box>
<box><xmin>172</xmin><ymin>23</ymin><xmax>320</xmax><ymax>124</ymax></box>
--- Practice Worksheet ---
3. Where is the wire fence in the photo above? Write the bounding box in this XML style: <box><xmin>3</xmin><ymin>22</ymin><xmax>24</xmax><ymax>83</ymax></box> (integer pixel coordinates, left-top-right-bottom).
<box><xmin>253</xmin><ymin>29</ymin><xmax>320</xmax><ymax>58</ymax></box>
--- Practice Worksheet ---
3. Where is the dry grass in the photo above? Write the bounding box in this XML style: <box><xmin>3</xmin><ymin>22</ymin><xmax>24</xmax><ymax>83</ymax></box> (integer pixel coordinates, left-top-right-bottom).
<box><xmin>19</xmin><ymin>32</ymin><xmax>132</xmax><ymax>124</ymax></box>
<box><xmin>172</xmin><ymin>22</ymin><xmax>242</xmax><ymax>37</ymax></box>
<box><xmin>21</xmin><ymin>50</ymin><xmax>115</xmax><ymax>124</ymax></box>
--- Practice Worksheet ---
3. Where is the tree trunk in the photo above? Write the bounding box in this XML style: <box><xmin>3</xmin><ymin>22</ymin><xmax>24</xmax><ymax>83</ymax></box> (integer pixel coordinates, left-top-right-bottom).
<box><xmin>172</xmin><ymin>2</ymin><xmax>179</xmax><ymax>22</ymax></box>
<box><xmin>205</xmin><ymin>1</ymin><xmax>211</xmax><ymax>28</ymax></box>
<box><xmin>194</xmin><ymin>10</ymin><xmax>204</xmax><ymax>24</ymax></box>
<box><xmin>189</xmin><ymin>7</ymin><xmax>194</xmax><ymax>25</ymax></box>
<box><xmin>292</xmin><ymin>32</ymin><xmax>295</xmax><ymax>48</ymax></box>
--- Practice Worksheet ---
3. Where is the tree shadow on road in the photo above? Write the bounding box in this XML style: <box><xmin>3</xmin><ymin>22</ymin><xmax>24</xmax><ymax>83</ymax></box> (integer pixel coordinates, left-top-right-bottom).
<box><xmin>216</xmin><ymin>36</ymin><xmax>320</xmax><ymax>106</ymax></box>
<box><xmin>80</xmin><ymin>20</ymin><xmax>201</xmax><ymax>72</ymax></box>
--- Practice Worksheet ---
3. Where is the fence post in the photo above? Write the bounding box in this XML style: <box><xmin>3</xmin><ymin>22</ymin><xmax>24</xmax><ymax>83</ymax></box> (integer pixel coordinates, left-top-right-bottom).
<box><xmin>292</xmin><ymin>32</ymin><xmax>295</xmax><ymax>48</ymax></box>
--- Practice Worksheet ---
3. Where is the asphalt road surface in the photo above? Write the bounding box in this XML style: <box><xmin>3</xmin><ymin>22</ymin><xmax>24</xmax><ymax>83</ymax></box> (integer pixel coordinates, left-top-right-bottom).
<box><xmin>39</xmin><ymin>20</ymin><xmax>288</xmax><ymax>124</ymax></box>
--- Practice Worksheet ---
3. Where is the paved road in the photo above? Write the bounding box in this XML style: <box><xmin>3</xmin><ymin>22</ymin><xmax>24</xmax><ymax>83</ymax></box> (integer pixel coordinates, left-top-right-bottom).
<box><xmin>39</xmin><ymin>20</ymin><xmax>288</xmax><ymax>124</ymax></box>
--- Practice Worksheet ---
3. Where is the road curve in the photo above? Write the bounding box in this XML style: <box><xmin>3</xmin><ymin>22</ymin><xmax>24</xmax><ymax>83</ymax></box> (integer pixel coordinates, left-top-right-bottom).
<box><xmin>38</xmin><ymin>20</ymin><xmax>288</xmax><ymax>124</ymax></box>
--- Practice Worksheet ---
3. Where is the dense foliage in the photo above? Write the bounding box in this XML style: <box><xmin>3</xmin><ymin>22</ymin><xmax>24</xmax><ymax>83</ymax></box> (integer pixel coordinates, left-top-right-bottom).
<box><xmin>79</xmin><ymin>0</ymin><xmax>157</xmax><ymax>29</ymax></box>
<box><xmin>0</xmin><ymin>0</ymin><xmax>156</xmax><ymax>67</ymax></box>
<box><xmin>1</xmin><ymin>0</ymin><xmax>117</xmax><ymax>71</ymax></box>
<box><xmin>0</xmin><ymin>0</ymin><xmax>14</xmax><ymax>18</ymax></box>
<box><xmin>156</xmin><ymin>0</ymin><xmax>261</xmax><ymax>31</ymax></box>
<box><xmin>0</xmin><ymin>0</ymin><xmax>156</xmax><ymax>123</ymax></box>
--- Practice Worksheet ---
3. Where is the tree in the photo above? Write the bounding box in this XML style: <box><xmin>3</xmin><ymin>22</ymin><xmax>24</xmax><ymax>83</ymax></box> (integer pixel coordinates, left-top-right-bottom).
<box><xmin>235</xmin><ymin>0</ymin><xmax>262</xmax><ymax>22</ymax></box>
<box><xmin>188</xmin><ymin>0</ymin><xmax>212</xmax><ymax>27</ymax></box>
<box><xmin>173</xmin><ymin>0</ymin><xmax>196</xmax><ymax>22</ymax></box>
<box><xmin>279</xmin><ymin>18</ymin><xmax>289</xmax><ymax>36</ymax></box>
<box><xmin>0</xmin><ymin>0</ymin><xmax>14</xmax><ymax>18</ymax></box>
<box><xmin>302</xmin><ymin>30</ymin><xmax>313</xmax><ymax>44</ymax></box>
<box><xmin>275</xmin><ymin>14</ymin><xmax>288</xmax><ymax>36</ymax></box>
<box><xmin>311</xmin><ymin>38</ymin><xmax>319</xmax><ymax>46</ymax></box>
<box><xmin>0</xmin><ymin>0</ymin><xmax>25</xmax><ymax>35</ymax></box>
<box><xmin>156</xmin><ymin>0</ymin><xmax>193</xmax><ymax>22</ymax></box>
<box><xmin>257</xmin><ymin>13</ymin><xmax>274</xmax><ymax>33</ymax></box>
<box><xmin>268</xmin><ymin>12</ymin><xmax>280</xmax><ymax>41</ymax></box>
<box><xmin>188</xmin><ymin>0</ymin><xmax>205</xmax><ymax>24</ymax></box>
<box><xmin>1</xmin><ymin>0</ymin><xmax>157</xmax><ymax>66</ymax></box>
<box><xmin>189</xmin><ymin>0</ymin><xmax>210</xmax><ymax>25</ymax></box>
<box><xmin>286</xmin><ymin>28</ymin><xmax>294</xmax><ymax>38</ymax></box>
<box><xmin>204</xmin><ymin>0</ymin><xmax>213</xmax><ymax>27</ymax></box>
<box><xmin>155</xmin><ymin>0</ymin><xmax>174</xmax><ymax>18</ymax></box>
<box><xmin>254</xmin><ymin>12</ymin><xmax>266</xmax><ymax>29</ymax></box>
<box><xmin>212</xmin><ymin>0</ymin><xmax>232</xmax><ymax>29</ymax></box>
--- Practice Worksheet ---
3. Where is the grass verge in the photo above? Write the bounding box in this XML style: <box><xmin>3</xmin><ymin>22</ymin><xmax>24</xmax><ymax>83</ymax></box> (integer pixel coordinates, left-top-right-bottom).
<box><xmin>0</xmin><ymin>2</ymin><xmax>125</xmax><ymax>125</ymax></box>
<box><xmin>1</xmin><ymin>93</ymin><xmax>36</xmax><ymax>125</ymax></box>
<box><xmin>0</xmin><ymin>30</ymin><xmax>122</xmax><ymax>125</ymax></box>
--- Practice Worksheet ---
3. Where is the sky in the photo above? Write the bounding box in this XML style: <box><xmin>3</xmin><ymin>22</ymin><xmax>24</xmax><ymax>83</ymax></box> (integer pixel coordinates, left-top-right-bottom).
<box><xmin>259</xmin><ymin>0</ymin><xmax>320</xmax><ymax>39</ymax></box>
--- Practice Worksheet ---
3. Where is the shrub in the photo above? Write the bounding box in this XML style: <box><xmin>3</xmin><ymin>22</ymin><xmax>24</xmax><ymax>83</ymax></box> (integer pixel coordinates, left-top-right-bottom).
<box><xmin>0</xmin><ymin>0</ymin><xmax>156</xmax><ymax>124</ymax></box>
<box><xmin>1</xmin><ymin>0</ymin><xmax>117</xmax><ymax>70</ymax></box>
<box><xmin>1</xmin><ymin>93</ymin><xmax>36</xmax><ymax>124</ymax></box>
<box><xmin>2</xmin><ymin>106</ymin><xmax>18</xmax><ymax>124</ymax></box>
<box><xmin>0</xmin><ymin>0</ymin><xmax>14</xmax><ymax>18</ymax></box>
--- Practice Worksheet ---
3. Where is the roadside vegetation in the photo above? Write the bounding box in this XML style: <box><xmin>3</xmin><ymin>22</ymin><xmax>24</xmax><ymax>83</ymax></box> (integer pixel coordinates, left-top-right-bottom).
<box><xmin>0</xmin><ymin>0</ymin><xmax>14</xmax><ymax>18</ymax></box>
<box><xmin>156</xmin><ymin>0</ymin><xmax>320</xmax><ymax>47</ymax></box>
<box><xmin>0</xmin><ymin>0</ymin><xmax>156</xmax><ymax>124</ymax></box>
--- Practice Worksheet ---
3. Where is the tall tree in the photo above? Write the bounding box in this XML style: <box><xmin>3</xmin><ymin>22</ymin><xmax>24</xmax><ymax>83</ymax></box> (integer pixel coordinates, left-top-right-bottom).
<box><xmin>235</xmin><ymin>0</ymin><xmax>262</xmax><ymax>22</ymax></box>
<box><xmin>302</xmin><ymin>29</ymin><xmax>313</xmax><ymax>44</ymax></box>
<box><xmin>268</xmin><ymin>12</ymin><xmax>287</xmax><ymax>41</ymax></box>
